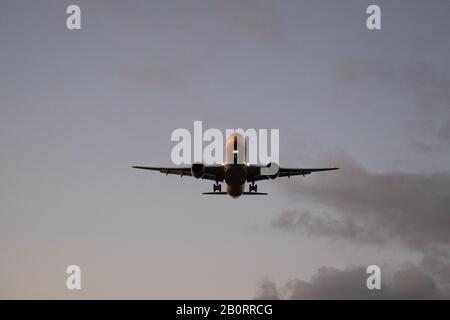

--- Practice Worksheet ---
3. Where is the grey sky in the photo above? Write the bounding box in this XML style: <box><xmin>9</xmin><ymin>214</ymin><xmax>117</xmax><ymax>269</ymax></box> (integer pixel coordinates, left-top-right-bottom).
<box><xmin>1</xmin><ymin>0</ymin><xmax>449</xmax><ymax>299</ymax></box>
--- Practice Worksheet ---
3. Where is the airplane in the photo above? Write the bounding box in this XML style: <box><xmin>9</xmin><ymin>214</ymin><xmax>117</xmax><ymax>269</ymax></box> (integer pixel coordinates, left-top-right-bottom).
<box><xmin>133</xmin><ymin>134</ymin><xmax>338</xmax><ymax>198</ymax></box>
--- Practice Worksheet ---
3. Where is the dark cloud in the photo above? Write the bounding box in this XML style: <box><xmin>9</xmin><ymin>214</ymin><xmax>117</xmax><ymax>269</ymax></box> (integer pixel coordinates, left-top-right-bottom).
<box><xmin>254</xmin><ymin>278</ymin><xmax>279</xmax><ymax>300</ymax></box>
<box><xmin>255</xmin><ymin>265</ymin><xmax>441</xmax><ymax>300</ymax></box>
<box><xmin>420</xmin><ymin>251</ymin><xmax>450</xmax><ymax>297</ymax></box>
<box><xmin>271</xmin><ymin>208</ymin><xmax>386</xmax><ymax>244</ymax></box>
<box><xmin>269</xmin><ymin>152</ymin><xmax>450</xmax><ymax>298</ymax></box>
<box><xmin>274</xmin><ymin>152</ymin><xmax>450</xmax><ymax>251</ymax></box>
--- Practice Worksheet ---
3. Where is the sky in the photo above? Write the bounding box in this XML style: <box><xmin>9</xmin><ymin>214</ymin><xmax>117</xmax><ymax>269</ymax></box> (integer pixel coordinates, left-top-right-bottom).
<box><xmin>0</xmin><ymin>0</ymin><xmax>450</xmax><ymax>299</ymax></box>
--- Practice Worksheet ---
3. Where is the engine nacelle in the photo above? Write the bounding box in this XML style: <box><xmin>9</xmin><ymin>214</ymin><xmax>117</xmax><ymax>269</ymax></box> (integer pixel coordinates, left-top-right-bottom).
<box><xmin>262</xmin><ymin>162</ymin><xmax>279</xmax><ymax>179</ymax></box>
<box><xmin>191</xmin><ymin>163</ymin><xmax>205</xmax><ymax>179</ymax></box>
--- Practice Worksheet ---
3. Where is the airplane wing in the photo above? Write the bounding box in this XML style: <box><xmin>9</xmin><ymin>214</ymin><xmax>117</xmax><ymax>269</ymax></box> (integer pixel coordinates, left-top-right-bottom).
<box><xmin>132</xmin><ymin>165</ymin><xmax>225</xmax><ymax>182</ymax></box>
<box><xmin>247</xmin><ymin>165</ymin><xmax>338</xmax><ymax>182</ymax></box>
<box><xmin>277</xmin><ymin>167</ymin><xmax>339</xmax><ymax>177</ymax></box>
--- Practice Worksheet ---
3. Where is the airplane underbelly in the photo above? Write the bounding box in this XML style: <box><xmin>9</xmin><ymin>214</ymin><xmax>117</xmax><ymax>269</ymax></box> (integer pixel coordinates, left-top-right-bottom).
<box><xmin>224</xmin><ymin>165</ymin><xmax>247</xmax><ymax>186</ymax></box>
<box><xmin>224</xmin><ymin>165</ymin><xmax>246</xmax><ymax>198</ymax></box>
<box><xmin>226</xmin><ymin>184</ymin><xmax>244</xmax><ymax>198</ymax></box>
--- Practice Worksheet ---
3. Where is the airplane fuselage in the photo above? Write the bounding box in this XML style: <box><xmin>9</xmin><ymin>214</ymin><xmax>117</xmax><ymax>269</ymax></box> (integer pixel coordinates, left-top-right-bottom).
<box><xmin>224</xmin><ymin>164</ymin><xmax>247</xmax><ymax>198</ymax></box>
<box><xmin>222</xmin><ymin>134</ymin><xmax>249</xmax><ymax>198</ymax></box>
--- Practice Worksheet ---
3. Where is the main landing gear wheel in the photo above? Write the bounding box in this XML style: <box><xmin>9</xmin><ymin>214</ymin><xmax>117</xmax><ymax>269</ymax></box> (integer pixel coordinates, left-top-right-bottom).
<box><xmin>249</xmin><ymin>183</ymin><xmax>258</xmax><ymax>193</ymax></box>
<box><xmin>213</xmin><ymin>183</ymin><xmax>222</xmax><ymax>192</ymax></box>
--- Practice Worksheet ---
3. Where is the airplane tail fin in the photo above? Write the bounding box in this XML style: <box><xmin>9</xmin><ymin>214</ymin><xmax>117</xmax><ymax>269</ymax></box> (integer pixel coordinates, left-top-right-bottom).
<box><xmin>245</xmin><ymin>136</ymin><xmax>248</xmax><ymax>165</ymax></box>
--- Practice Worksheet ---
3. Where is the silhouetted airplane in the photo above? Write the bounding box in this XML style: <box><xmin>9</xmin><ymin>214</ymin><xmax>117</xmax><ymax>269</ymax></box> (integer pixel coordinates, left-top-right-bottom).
<box><xmin>133</xmin><ymin>134</ymin><xmax>338</xmax><ymax>198</ymax></box>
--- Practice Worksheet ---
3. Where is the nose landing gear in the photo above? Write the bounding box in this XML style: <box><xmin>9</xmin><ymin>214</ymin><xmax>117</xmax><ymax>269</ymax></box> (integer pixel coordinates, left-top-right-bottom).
<box><xmin>249</xmin><ymin>182</ymin><xmax>258</xmax><ymax>193</ymax></box>
<box><xmin>213</xmin><ymin>183</ymin><xmax>222</xmax><ymax>192</ymax></box>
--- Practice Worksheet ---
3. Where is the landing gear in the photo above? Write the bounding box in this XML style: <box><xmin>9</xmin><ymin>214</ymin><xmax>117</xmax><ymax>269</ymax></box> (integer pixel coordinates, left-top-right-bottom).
<box><xmin>213</xmin><ymin>183</ymin><xmax>222</xmax><ymax>192</ymax></box>
<box><xmin>249</xmin><ymin>182</ymin><xmax>258</xmax><ymax>193</ymax></box>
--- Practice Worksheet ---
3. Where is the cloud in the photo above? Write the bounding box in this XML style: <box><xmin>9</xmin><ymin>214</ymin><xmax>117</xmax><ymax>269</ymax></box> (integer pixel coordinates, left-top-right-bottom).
<box><xmin>274</xmin><ymin>152</ymin><xmax>450</xmax><ymax>251</ymax></box>
<box><xmin>271</xmin><ymin>208</ymin><xmax>386</xmax><ymax>244</ymax></box>
<box><xmin>255</xmin><ymin>265</ymin><xmax>441</xmax><ymax>300</ymax></box>
<box><xmin>268</xmin><ymin>151</ymin><xmax>450</xmax><ymax>298</ymax></box>
<box><xmin>254</xmin><ymin>278</ymin><xmax>280</xmax><ymax>300</ymax></box>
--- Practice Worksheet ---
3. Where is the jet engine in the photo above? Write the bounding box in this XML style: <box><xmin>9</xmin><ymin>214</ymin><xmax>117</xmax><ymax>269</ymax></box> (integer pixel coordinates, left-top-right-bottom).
<box><xmin>191</xmin><ymin>163</ymin><xmax>205</xmax><ymax>179</ymax></box>
<box><xmin>264</xmin><ymin>162</ymin><xmax>280</xmax><ymax>179</ymax></box>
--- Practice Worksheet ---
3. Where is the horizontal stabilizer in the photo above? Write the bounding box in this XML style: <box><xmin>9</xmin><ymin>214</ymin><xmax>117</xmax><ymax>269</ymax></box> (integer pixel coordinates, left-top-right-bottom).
<box><xmin>202</xmin><ymin>192</ymin><xmax>268</xmax><ymax>195</ymax></box>
<box><xmin>242</xmin><ymin>192</ymin><xmax>268</xmax><ymax>195</ymax></box>
<box><xmin>202</xmin><ymin>192</ymin><xmax>228</xmax><ymax>195</ymax></box>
